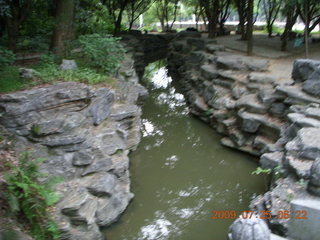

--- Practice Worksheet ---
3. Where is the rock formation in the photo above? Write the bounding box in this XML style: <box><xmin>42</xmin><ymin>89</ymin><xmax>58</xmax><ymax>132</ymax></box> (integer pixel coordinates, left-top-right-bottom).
<box><xmin>167</xmin><ymin>34</ymin><xmax>320</xmax><ymax>238</ymax></box>
<box><xmin>0</xmin><ymin>54</ymin><xmax>147</xmax><ymax>239</ymax></box>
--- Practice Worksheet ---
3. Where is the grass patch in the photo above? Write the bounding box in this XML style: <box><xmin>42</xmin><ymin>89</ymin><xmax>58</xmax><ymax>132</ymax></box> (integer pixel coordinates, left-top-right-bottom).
<box><xmin>0</xmin><ymin>66</ymin><xmax>27</xmax><ymax>93</ymax></box>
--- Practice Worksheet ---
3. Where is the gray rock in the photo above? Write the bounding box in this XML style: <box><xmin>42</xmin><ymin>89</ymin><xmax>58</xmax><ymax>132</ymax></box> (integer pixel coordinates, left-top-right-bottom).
<box><xmin>60</xmin><ymin>188</ymin><xmax>90</xmax><ymax>216</ymax></box>
<box><xmin>89</xmin><ymin>88</ymin><xmax>114</xmax><ymax>125</ymax></box>
<box><xmin>308</xmin><ymin>159</ymin><xmax>320</xmax><ymax>195</ymax></box>
<box><xmin>236</xmin><ymin>94</ymin><xmax>268</xmax><ymax>114</ymax></box>
<box><xmin>95</xmin><ymin>191</ymin><xmax>134</xmax><ymax>226</ymax></box>
<box><xmin>305</xmin><ymin>107</ymin><xmax>320</xmax><ymax>120</ymax></box>
<box><xmin>228</xmin><ymin>214</ymin><xmax>271</xmax><ymax>240</ymax></box>
<box><xmin>303</xmin><ymin>79</ymin><xmax>320</xmax><ymax>97</ymax></box>
<box><xmin>260</xmin><ymin>152</ymin><xmax>283</xmax><ymax>170</ymax></box>
<box><xmin>288</xmin><ymin>198</ymin><xmax>320</xmax><ymax>240</ymax></box>
<box><xmin>82</xmin><ymin>157</ymin><xmax>113</xmax><ymax>176</ymax></box>
<box><xmin>286</xmin><ymin>128</ymin><xmax>320</xmax><ymax>160</ymax></box>
<box><xmin>248</xmin><ymin>73</ymin><xmax>276</xmax><ymax>84</ymax></box>
<box><xmin>60</xmin><ymin>59</ymin><xmax>78</xmax><ymax>70</ymax></box>
<box><xmin>200</xmin><ymin>64</ymin><xmax>219</xmax><ymax>80</ymax></box>
<box><xmin>292</xmin><ymin>59</ymin><xmax>320</xmax><ymax>82</ymax></box>
<box><xmin>72</xmin><ymin>150</ymin><xmax>94</xmax><ymax>166</ymax></box>
<box><xmin>206</xmin><ymin>44</ymin><xmax>225</xmax><ymax>53</ymax></box>
<box><xmin>270</xmin><ymin>103</ymin><xmax>286</xmax><ymax>117</ymax></box>
<box><xmin>85</xmin><ymin>173</ymin><xmax>116</xmax><ymax>197</ymax></box>
<box><xmin>276</xmin><ymin>85</ymin><xmax>320</xmax><ymax>105</ymax></box>
<box><xmin>19</xmin><ymin>68</ymin><xmax>37</xmax><ymax>80</ymax></box>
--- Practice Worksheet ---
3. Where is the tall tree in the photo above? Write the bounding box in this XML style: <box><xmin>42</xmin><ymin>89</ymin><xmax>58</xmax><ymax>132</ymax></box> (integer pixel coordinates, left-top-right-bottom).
<box><xmin>101</xmin><ymin>0</ymin><xmax>130</xmax><ymax>35</ymax></box>
<box><xmin>233</xmin><ymin>0</ymin><xmax>247</xmax><ymax>40</ymax></box>
<box><xmin>262</xmin><ymin>0</ymin><xmax>282</xmax><ymax>37</ymax></box>
<box><xmin>126</xmin><ymin>0</ymin><xmax>153</xmax><ymax>30</ymax></box>
<box><xmin>247</xmin><ymin>0</ymin><xmax>254</xmax><ymax>55</ymax></box>
<box><xmin>280</xmin><ymin>1</ymin><xmax>298</xmax><ymax>51</ymax></box>
<box><xmin>200</xmin><ymin>0</ymin><xmax>220</xmax><ymax>38</ymax></box>
<box><xmin>155</xmin><ymin>0</ymin><xmax>179</xmax><ymax>32</ymax></box>
<box><xmin>51</xmin><ymin>0</ymin><xmax>75</xmax><ymax>56</ymax></box>
<box><xmin>218</xmin><ymin>0</ymin><xmax>232</xmax><ymax>35</ymax></box>
<box><xmin>1</xmin><ymin>0</ymin><xmax>33</xmax><ymax>51</ymax></box>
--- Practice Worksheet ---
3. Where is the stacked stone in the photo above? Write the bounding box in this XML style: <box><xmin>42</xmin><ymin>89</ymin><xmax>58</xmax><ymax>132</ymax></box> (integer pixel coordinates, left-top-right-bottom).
<box><xmin>0</xmin><ymin>56</ymin><xmax>147</xmax><ymax>240</ymax></box>
<box><xmin>167</xmin><ymin>35</ymin><xmax>320</xmax><ymax>238</ymax></box>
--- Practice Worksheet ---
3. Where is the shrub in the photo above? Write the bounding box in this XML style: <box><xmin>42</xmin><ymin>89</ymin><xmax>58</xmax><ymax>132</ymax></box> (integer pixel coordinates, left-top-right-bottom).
<box><xmin>78</xmin><ymin>34</ymin><xmax>125</xmax><ymax>74</ymax></box>
<box><xmin>0</xmin><ymin>47</ymin><xmax>16</xmax><ymax>68</ymax></box>
<box><xmin>5</xmin><ymin>152</ymin><xmax>61</xmax><ymax>240</ymax></box>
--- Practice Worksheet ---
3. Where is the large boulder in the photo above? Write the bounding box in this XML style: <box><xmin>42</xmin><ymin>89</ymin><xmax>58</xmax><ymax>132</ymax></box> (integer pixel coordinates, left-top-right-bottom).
<box><xmin>228</xmin><ymin>214</ymin><xmax>271</xmax><ymax>240</ymax></box>
<box><xmin>292</xmin><ymin>59</ymin><xmax>320</xmax><ymax>82</ymax></box>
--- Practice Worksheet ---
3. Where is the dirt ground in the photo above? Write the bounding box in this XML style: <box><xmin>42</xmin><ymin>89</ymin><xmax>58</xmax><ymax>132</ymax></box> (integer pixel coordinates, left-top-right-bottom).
<box><xmin>212</xmin><ymin>33</ymin><xmax>320</xmax><ymax>82</ymax></box>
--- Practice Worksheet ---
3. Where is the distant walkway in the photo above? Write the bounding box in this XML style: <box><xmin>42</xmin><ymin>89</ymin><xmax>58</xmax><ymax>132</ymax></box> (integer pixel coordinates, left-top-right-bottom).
<box><xmin>209</xmin><ymin>33</ymin><xmax>320</xmax><ymax>82</ymax></box>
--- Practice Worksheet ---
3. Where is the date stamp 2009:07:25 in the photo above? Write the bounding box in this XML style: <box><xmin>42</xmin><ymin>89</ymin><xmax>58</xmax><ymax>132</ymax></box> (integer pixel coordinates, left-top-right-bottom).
<box><xmin>211</xmin><ymin>210</ymin><xmax>308</xmax><ymax>220</ymax></box>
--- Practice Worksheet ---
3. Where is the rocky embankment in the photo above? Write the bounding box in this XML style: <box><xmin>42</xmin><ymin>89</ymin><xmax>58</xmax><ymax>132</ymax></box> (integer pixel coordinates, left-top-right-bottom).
<box><xmin>167</xmin><ymin>33</ymin><xmax>320</xmax><ymax>239</ymax></box>
<box><xmin>0</xmin><ymin>55</ymin><xmax>147</xmax><ymax>239</ymax></box>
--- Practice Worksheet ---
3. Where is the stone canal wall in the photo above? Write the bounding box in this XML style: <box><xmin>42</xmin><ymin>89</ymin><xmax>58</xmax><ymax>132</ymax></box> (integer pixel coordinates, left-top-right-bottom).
<box><xmin>167</xmin><ymin>33</ymin><xmax>320</xmax><ymax>239</ymax></box>
<box><xmin>0</xmin><ymin>54</ymin><xmax>147</xmax><ymax>240</ymax></box>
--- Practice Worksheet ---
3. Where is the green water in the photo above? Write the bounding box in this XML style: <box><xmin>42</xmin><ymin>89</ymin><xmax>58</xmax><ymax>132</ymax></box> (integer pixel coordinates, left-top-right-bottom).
<box><xmin>105</xmin><ymin>62</ymin><xmax>265</xmax><ymax>240</ymax></box>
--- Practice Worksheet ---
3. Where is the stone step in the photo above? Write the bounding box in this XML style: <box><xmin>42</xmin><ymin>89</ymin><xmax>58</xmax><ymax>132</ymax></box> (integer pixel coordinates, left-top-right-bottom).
<box><xmin>285</xmin><ymin>155</ymin><xmax>313</xmax><ymax>179</ymax></box>
<box><xmin>221</xmin><ymin>137</ymin><xmax>260</xmax><ymax>156</ymax></box>
<box><xmin>288</xmin><ymin>113</ymin><xmax>320</xmax><ymax>128</ymax></box>
<box><xmin>200</xmin><ymin>64</ymin><xmax>219</xmax><ymax>80</ymax></box>
<box><xmin>276</xmin><ymin>85</ymin><xmax>320</xmax><ymax>105</ymax></box>
<box><xmin>288</xmin><ymin>197</ymin><xmax>320</xmax><ymax>240</ymax></box>
<box><xmin>238</xmin><ymin>110</ymin><xmax>283</xmax><ymax>137</ymax></box>
<box><xmin>236</xmin><ymin>94</ymin><xmax>268</xmax><ymax>114</ymax></box>
<box><xmin>260</xmin><ymin>151</ymin><xmax>284</xmax><ymax>170</ymax></box>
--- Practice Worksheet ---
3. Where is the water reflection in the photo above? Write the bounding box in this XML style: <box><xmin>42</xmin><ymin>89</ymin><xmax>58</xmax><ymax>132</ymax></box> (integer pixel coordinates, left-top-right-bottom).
<box><xmin>105</xmin><ymin>62</ymin><xmax>265</xmax><ymax>240</ymax></box>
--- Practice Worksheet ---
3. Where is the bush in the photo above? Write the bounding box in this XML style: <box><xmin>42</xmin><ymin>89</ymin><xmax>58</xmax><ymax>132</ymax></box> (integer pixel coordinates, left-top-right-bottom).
<box><xmin>0</xmin><ymin>47</ymin><xmax>16</xmax><ymax>68</ymax></box>
<box><xmin>5</xmin><ymin>152</ymin><xmax>61</xmax><ymax>240</ymax></box>
<box><xmin>35</xmin><ymin>54</ymin><xmax>116</xmax><ymax>85</ymax></box>
<box><xmin>78</xmin><ymin>34</ymin><xmax>125</xmax><ymax>74</ymax></box>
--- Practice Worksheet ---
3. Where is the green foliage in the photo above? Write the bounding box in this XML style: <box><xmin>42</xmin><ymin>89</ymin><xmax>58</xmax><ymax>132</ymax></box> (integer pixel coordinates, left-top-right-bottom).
<box><xmin>78</xmin><ymin>34</ymin><xmax>125</xmax><ymax>74</ymax></box>
<box><xmin>0</xmin><ymin>66</ymin><xmax>26</xmax><ymax>93</ymax></box>
<box><xmin>35</xmin><ymin>54</ymin><xmax>116</xmax><ymax>85</ymax></box>
<box><xmin>76</xmin><ymin>0</ymin><xmax>114</xmax><ymax>35</ymax></box>
<box><xmin>252</xmin><ymin>167</ymin><xmax>272</xmax><ymax>175</ymax></box>
<box><xmin>4</xmin><ymin>152</ymin><xmax>61</xmax><ymax>240</ymax></box>
<box><xmin>0</xmin><ymin>47</ymin><xmax>16</xmax><ymax>68</ymax></box>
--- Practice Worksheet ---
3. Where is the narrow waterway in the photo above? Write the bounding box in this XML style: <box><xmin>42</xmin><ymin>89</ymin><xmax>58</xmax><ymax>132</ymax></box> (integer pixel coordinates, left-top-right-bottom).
<box><xmin>106</xmin><ymin>61</ymin><xmax>265</xmax><ymax>240</ymax></box>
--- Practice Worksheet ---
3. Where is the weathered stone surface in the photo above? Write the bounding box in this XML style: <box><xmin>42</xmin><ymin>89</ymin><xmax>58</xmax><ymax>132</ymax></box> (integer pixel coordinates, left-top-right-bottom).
<box><xmin>72</xmin><ymin>150</ymin><xmax>94</xmax><ymax>166</ymax></box>
<box><xmin>236</xmin><ymin>94</ymin><xmax>268</xmax><ymax>114</ymax></box>
<box><xmin>95</xmin><ymin>191</ymin><xmax>134</xmax><ymax>226</ymax></box>
<box><xmin>288</xmin><ymin>198</ymin><xmax>320</xmax><ymax>240</ymax></box>
<box><xmin>303</xmin><ymin>79</ymin><xmax>320</xmax><ymax>97</ymax></box>
<box><xmin>85</xmin><ymin>173</ymin><xmax>116</xmax><ymax>197</ymax></box>
<box><xmin>60</xmin><ymin>59</ymin><xmax>78</xmax><ymax>70</ymax></box>
<box><xmin>82</xmin><ymin>157</ymin><xmax>113</xmax><ymax>176</ymax></box>
<box><xmin>89</xmin><ymin>88</ymin><xmax>114</xmax><ymax>125</ymax></box>
<box><xmin>200</xmin><ymin>64</ymin><xmax>219</xmax><ymax>80</ymax></box>
<box><xmin>248</xmin><ymin>72</ymin><xmax>276</xmax><ymax>84</ymax></box>
<box><xmin>285</xmin><ymin>156</ymin><xmax>313</xmax><ymax>179</ymax></box>
<box><xmin>276</xmin><ymin>85</ymin><xmax>320</xmax><ymax>105</ymax></box>
<box><xmin>286</xmin><ymin>128</ymin><xmax>320</xmax><ymax>160</ymax></box>
<box><xmin>292</xmin><ymin>59</ymin><xmax>320</xmax><ymax>82</ymax></box>
<box><xmin>228</xmin><ymin>214</ymin><xmax>270</xmax><ymax>240</ymax></box>
<box><xmin>308</xmin><ymin>159</ymin><xmax>320</xmax><ymax>196</ymax></box>
<box><xmin>260</xmin><ymin>152</ymin><xmax>283</xmax><ymax>170</ymax></box>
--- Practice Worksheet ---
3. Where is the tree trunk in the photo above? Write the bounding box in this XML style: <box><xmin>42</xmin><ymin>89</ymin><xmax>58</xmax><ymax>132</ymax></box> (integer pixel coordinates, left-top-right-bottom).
<box><xmin>6</xmin><ymin>19</ymin><xmax>19</xmax><ymax>52</ymax></box>
<box><xmin>208</xmin><ymin>19</ymin><xmax>215</xmax><ymax>38</ymax></box>
<box><xmin>51</xmin><ymin>0</ymin><xmax>75</xmax><ymax>56</ymax></box>
<box><xmin>247</xmin><ymin>0</ymin><xmax>254</xmax><ymax>56</ymax></box>
<box><xmin>267</xmin><ymin>22</ymin><xmax>273</xmax><ymax>37</ymax></box>
<box><xmin>281</xmin><ymin>8</ymin><xmax>298</xmax><ymax>51</ymax></box>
